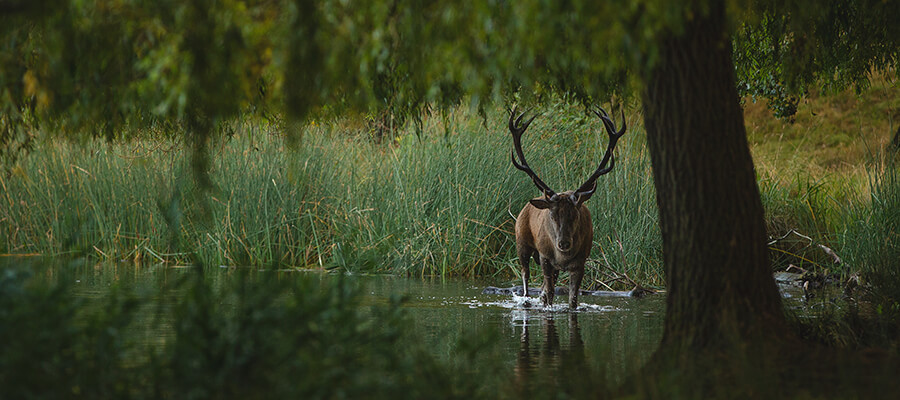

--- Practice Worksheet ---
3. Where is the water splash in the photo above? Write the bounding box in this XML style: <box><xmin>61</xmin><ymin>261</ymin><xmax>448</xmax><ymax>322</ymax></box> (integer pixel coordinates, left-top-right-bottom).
<box><xmin>460</xmin><ymin>294</ymin><xmax>619</xmax><ymax>314</ymax></box>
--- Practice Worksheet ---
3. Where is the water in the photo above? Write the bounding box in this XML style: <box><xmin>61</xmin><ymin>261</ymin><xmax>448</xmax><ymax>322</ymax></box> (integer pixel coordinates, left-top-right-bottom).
<box><xmin>357</xmin><ymin>274</ymin><xmax>666</xmax><ymax>384</ymax></box>
<box><xmin>24</xmin><ymin>262</ymin><xmax>665</xmax><ymax>387</ymax></box>
<box><xmin>4</xmin><ymin>259</ymin><xmax>865</xmax><ymax>396</ymax></box>
<box><xmin>11</xmin><ymin>262</ymin><xmax>841</xmax><ymax>360</ymax></box>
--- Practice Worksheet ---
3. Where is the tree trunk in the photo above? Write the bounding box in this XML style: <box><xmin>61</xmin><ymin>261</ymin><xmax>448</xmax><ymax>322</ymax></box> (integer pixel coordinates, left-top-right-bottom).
<box><xmin>641</xmin><ymin>1</ymin><xmax>790</xmax><ymax>357</ymax></box>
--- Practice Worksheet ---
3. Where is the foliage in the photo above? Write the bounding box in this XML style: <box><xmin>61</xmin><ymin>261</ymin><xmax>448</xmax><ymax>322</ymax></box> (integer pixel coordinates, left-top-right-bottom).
<box><xmin>734</xmin><ymin>0</ymin><xmax>899</xmax><ymax>117</ymax></box>
<box><xmin>2</xmin><ymin>0</ymin><xmax>274</xmax><ymax>126</ymax></box>
<box><xmin>0</xmin><ymin>262</ymin><xmax>496</xmax><ymax>399</ymax></box>
<box><xmin>2</xmin><ymin>0</ymin><xmax>899</xmax><ymax>396</ymax></box>
<box><xmin>0</xmin><ymin>0</ymin><xmax>731</xmax><ymax>155</ymax></box>
<box><xmin>0</xmin><ymin>0</ymin><xmax>278</xmax><ymax>181</ymax></box>
<box><xmin>1</xmin><ymin>0</ymin><xmax>895</xmax><ymax>189</ymax></box>
<box><xmin>0</xmin><ymin>264</ymin><xmax>144</xmax><ymax>398</ymax></box>
<box><xmin>2</xmin><ymin>1</ymin><xmax>894</xmax><ymax>127</ymax></box>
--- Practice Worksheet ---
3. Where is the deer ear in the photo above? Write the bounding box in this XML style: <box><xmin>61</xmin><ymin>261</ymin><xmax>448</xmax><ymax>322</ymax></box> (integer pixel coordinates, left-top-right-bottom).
<box><xmin>575</xmin><ymin>191</ymin><xmax>593</xmax><ymax>206</ymax></box>
<box><xmin>575</xmin><ymin>182</ymin><xmax>597</xmax><ymax>206</ymax></box>
<box><xmin>530</xmin><ymin>198</ymin><xmax>552</xmax><ymax>209</ymax></box>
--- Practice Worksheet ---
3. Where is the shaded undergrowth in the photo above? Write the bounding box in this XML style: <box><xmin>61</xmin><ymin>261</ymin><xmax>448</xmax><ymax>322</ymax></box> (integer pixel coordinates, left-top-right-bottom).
<box><xmin>0</xmin><ymin>261</ymin><xmax>504</xmax><ymax>400</ymax></box>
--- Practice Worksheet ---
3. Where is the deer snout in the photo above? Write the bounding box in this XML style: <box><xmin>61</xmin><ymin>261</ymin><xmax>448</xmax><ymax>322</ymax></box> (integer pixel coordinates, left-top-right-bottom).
<box><xmin>557</xmin><ymin>239</ymin><xmax>572</xmax><ymax>252</ymax></box>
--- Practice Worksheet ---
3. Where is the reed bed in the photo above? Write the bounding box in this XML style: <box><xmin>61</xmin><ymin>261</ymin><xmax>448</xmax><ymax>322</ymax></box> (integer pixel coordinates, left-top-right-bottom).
<box><xmin>1</xmin><ymin>104</ymin><xmax>663</xmax><ymax>286</ymax></box>
<box><xmin>3</xmin><ymin>99</ymin><xmax>898</xmax><ymax>293</ymax></box>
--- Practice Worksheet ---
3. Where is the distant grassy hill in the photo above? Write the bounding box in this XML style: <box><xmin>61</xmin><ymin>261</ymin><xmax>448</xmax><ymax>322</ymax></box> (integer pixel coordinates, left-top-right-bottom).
<box><xmin>745</xmin><ymin>74</ymin><xmax>898</xmax><ymax>186</ymax></box>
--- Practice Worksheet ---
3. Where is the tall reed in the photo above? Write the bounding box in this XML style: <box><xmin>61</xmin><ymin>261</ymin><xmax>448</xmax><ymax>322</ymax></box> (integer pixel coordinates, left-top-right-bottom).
<box><xmin>1</xmin><ymin>104</ymin><xmax>661</xmax><ymax>284</ymax></box>
<box><xmin>841</xmin><ymin>161</ymin><xmax>900</xmax><ymax>302</ymax></box>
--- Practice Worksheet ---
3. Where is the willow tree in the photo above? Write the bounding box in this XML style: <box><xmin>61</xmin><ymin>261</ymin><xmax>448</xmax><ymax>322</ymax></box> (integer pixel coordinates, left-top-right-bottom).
<box><xmin>0</xmin><ymin>0</ymin><xmax>276</xmax><ymax>180</ymax></box>
<box><xmin>3</xmin><ymin>0</ymin><xmax>898</xmax><ymax>382</ymax></box>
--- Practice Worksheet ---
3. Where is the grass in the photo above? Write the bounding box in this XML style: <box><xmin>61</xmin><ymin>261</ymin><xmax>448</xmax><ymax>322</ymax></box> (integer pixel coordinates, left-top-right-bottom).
<box><xmin>0</xmin><ymin>78</ymin><xmax>897</xmax><ymax>290</ymax></box>
<box><xmin>0</xmin><ymin>102</ymin><xmax>662</xmax><ymax>286</ymax></box>
<box><xmin>843</xmin><ymin>165</ymin><xmax>900</xmax><ymax>302</ymax></box>
<box><xmin>747</xmin><ymin>75</ymin><xmax>899</xmax><ymax>280</ymax></box>
<box><xmin>746</xmin><ymin>72</ymin><xmax>897</xmax><ymax>182</ymax></box>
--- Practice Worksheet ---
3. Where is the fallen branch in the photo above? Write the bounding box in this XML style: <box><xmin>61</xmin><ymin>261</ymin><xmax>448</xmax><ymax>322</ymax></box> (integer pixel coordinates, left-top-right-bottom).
<box><xmin>767</xmin><ymin>229</ymin><xmax>843</xmax><ymax>265</ymax></box>
<box><xmin>588</xmin><ymin>258</ymin><xmax>657</xmax><ymax>294</ymax></box>
<box><xmin>592</xmin><ymin>277</ymin><xmax>616</xmax><ymax>291</ymax></box>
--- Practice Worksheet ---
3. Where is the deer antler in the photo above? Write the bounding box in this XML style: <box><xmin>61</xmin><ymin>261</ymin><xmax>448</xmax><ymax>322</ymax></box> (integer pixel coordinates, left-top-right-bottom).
<box><xmin>509</xmin><ymin>105</ymin><xmax>556</xmax><ymax>198</ymax></box>
<box><xmin>574</xmin><ymin>106</ymin><xmax>627</xmax><ymax>198</ymax></box>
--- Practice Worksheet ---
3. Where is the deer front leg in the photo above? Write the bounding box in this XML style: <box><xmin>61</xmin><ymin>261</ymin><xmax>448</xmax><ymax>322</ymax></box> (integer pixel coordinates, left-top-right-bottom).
<box><xmin>568</xmin><ymin>266</ymin><xmax>584</xmax><ymax>309</ymax></box>
<box><xmin>540</xmin><ymin>259</ymin><xmax>558</xmax><ymax>307</ymax></box>
<box><xmin>517</xmin><ymin>247</ymin><xmax>533</xmax><ymax>298</ymax></box>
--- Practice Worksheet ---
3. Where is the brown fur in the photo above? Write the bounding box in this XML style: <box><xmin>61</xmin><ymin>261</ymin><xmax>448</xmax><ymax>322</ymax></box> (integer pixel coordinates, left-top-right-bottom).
<box><xmin>516</xmin><ymin>190</ymin><xmax>593</xmax><ymax>308</ymax></box>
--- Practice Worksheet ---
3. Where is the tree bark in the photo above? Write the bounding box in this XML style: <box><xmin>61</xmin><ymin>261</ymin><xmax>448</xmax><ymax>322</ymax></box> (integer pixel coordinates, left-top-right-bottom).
<box><xmin>642</xmin><ymin>1</ymin><xmax>790</xmax><ymax>356</ymax></box>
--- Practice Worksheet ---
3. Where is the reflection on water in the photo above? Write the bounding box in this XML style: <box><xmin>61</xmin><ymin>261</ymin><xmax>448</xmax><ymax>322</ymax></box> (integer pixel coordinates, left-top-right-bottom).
<box><xmin>513</xmin><ymin>313</ymin><xmax>587</xmax><ymax>392</ymax></box>
<box><xmin>355</xmin><ymin>274</ymin><xmax>666</xmax><ymax>387</ymax></box>
<box><xmin>10</xmin><ymin>262</ymin><xmax>667</xmax><ymax>391</ymax></box>
<box><xmin>4</xmin><ymin>258</ymin><xmax>875</xmax><ymax>398</ymax></box>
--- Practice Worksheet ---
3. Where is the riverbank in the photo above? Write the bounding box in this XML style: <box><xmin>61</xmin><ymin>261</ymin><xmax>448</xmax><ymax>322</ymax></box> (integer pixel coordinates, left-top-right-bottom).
<box><xmin>1</xmin><ymin>87</ymin><xmax>898</xmax><ymax>294</ymax></box>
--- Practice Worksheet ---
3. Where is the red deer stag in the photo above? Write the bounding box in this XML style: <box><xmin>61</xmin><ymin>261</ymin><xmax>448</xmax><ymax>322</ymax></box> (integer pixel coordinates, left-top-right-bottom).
<box><xmin>509</xmin><ymin>105</ymin><xmax>626</xmax><ymax>308</ymax></box>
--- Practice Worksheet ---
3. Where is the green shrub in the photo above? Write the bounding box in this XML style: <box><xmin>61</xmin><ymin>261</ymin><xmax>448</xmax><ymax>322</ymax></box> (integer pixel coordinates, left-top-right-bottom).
<box><xmin>0</xmin><ymin>262</ymin><xmax>500</xmax><ymax>399</ymax></box>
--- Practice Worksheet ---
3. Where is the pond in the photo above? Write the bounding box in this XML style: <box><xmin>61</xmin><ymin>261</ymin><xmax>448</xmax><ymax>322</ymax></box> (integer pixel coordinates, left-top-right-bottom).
<box><xmin>34</xmin><ymin>261</ymin><xmax>666</xmax><ymax>386</ymax></box>
<box><xmin>357</xmin><ymin>274</ymin><xmax>667</xmax><ymax>386</ymax></box>
<box><xmin>2</xmin><ymin>259</ymin><xmax>840</xmax><ymax>396</ymax></box>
